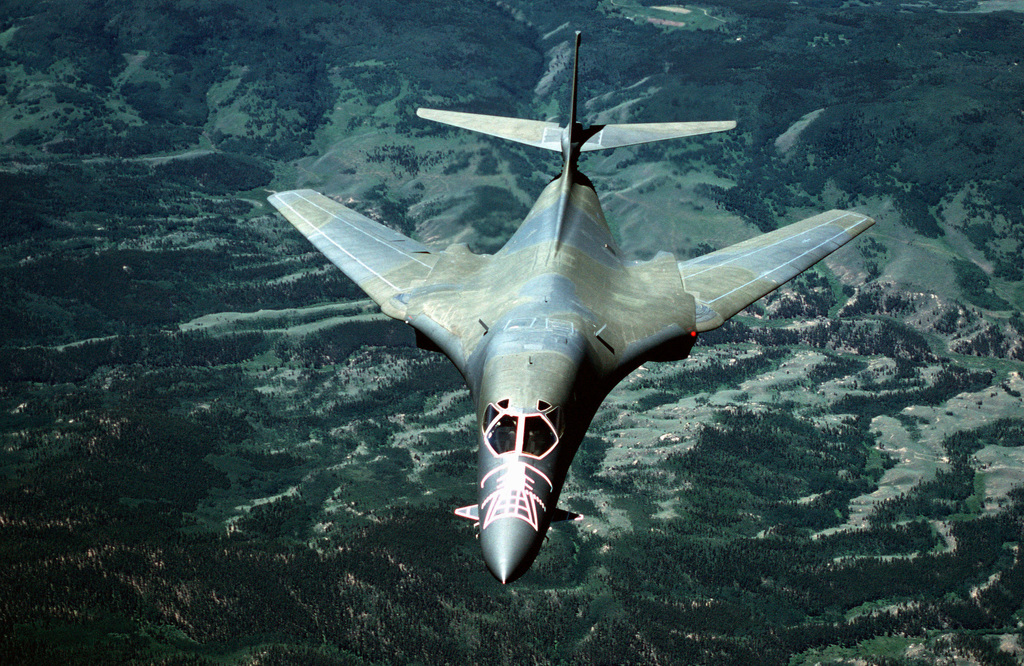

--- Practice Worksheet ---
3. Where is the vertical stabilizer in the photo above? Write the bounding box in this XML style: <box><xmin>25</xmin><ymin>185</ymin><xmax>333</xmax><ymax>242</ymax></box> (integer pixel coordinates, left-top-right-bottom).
<box><xmin>416</xmin><ymin>31</ymin><xmax>734</xmax><ymax>154</ymax></box>
<box><xmin>569</xmin><ymin>31</ymin><xmax>581</xmax><ymax>132</ymax></box>
<box><xmin>561</xmin><ymin>31</ymin><xmax>584</xmax><ymax>166</ymax></box>
<box><xmin>553</xmin><ymin>31</ymin><xmax>585</xmax><ymax>254</ymax></box>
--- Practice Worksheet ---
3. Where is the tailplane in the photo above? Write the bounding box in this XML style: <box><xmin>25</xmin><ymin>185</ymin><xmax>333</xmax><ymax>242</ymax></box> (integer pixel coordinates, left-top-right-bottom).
<box><xmin>416</xmin><ymin>32</ymin><xmax>734</xmax><ymax>153</ymax></box>
<box><xmin>577</xmin><ymin>120</ymin><xmax>735</xmax><ymax>151</ymax></box>
<box><xmin>416</xmin><ymin>108</ymin><xmax>563</xmax><ymax>150</ymax></box>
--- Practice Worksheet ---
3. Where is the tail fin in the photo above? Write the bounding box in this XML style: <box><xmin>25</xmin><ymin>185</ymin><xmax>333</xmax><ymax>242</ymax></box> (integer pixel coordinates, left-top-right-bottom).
<box><xmin>417</xmin><ymin>32</ymin><xmax>735</xmax><ymax>151</ymax></box>
<box><xmin>568</xmin><ymin>31</ymin><xmax>581</xmax><ymax>132</ymax></box>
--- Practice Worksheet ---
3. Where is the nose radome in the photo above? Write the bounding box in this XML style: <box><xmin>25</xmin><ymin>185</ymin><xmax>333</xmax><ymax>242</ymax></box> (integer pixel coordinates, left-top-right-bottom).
<box><xmin>480</xmin><ymin>517</ymin><xmax>545</xmax><ymax>584</ymax></box>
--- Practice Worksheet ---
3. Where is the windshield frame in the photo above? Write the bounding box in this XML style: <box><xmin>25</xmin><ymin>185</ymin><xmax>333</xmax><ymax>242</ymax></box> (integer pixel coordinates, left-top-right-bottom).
<box><xmin>482</xmin><ymin>400</ymin><xmax>561</xmax><ymax>459</ymax></box>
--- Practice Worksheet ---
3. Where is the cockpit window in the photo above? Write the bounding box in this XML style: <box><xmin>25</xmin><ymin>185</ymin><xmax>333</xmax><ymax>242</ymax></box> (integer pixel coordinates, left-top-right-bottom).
<box><xmin>484</xmin><ymin>404</ymin><xmax>499</xmax><ymax>430</ymax></box>
<box><xmin>522</xmin><ymin>416</ymin><xmax>557</xmax><ymax>457</ymax></box>
<box><xmin>491</xmin><ymin>415</ymin><xmax>517</xmax><ymax>454</ymax></box>
<box><xmin>482</xmin><ymin>399</ymin><xmax>562</xmax><ymax>459</ymax></box>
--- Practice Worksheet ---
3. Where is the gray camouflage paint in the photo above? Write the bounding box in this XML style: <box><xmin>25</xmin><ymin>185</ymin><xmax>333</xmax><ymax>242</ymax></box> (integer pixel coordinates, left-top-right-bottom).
<box><xmin>267</xmin><ymin>33</ymin><xmax>874</xmax><ymax>582</ymax></box>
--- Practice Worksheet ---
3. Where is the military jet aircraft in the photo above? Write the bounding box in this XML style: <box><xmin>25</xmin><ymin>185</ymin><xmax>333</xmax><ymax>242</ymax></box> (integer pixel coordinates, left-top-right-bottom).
<box><xmin>268</xmin><ymin>33</ymin><xmax>874</xmax><ymax>583</ymax></box>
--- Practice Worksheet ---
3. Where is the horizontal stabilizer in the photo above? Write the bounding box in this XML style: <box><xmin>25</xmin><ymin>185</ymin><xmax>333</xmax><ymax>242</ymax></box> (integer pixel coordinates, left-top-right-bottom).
<box><xmin>417</xmin><ymin>108</ymin><xmax>562</xmax><ymax>151</ymax></box>
<box><xmin>454</xmin><ymin>504</ymin><xmax>582</xmax><ymax>523</ymax></box>
<box><xmin>580</xmin><ymin>121</ymin><xmax>736</xmax><ymax>151</ymax></box>
<box><xmin>418</xmin><ymin>107</ymin><xmax>734</xmax><ymax>153</ymax></box>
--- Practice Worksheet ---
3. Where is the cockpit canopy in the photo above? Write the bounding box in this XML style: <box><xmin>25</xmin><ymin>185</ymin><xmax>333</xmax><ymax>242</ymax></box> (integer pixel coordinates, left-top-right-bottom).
<box><xmin>482</xmin><ymin>399</ymin><xmax>562</xmax><ymax>459</ymax></box>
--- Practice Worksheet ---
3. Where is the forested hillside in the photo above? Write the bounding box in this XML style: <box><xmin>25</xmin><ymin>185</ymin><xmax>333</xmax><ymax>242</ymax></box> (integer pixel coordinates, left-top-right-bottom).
<box><xmin>2</xmin><ymin>0</ymin><xmax>1023</xmax><ymax>664</ymax></box>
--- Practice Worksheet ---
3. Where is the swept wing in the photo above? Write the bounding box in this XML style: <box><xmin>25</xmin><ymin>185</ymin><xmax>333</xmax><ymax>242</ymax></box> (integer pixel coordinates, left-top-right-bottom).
<box><xmin>679</xmin><ymin>209</ymin><xmax>875</xmax><ymax>331</ymax></box>
<box><xmin>267</xmin><ymin>189</ymin><xmax>438</xmax><ymax>319</ymax></box>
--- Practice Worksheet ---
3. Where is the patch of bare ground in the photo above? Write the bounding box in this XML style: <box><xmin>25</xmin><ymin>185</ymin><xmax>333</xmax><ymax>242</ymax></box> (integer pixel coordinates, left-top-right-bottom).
<box><xmin>774</xmin><ymin>108</ymin><xmax>824</xmax><ymax>156</ymax></box>
<box><xmin>647</xmin><ymin>17</ymin><xmax>687</xmax><ymax>27</ymax></box>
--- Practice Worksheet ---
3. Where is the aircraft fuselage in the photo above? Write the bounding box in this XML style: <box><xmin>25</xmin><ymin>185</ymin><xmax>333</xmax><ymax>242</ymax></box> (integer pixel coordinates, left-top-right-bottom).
<box><xmin>454</xmin><ymin>169</ymin><xmax>697</xmax><ymax>582</ymax></box>
<box><xmin>266</xmin><ymin>32</ymin><xmax>874</xmax><ymax>583</ymax></box>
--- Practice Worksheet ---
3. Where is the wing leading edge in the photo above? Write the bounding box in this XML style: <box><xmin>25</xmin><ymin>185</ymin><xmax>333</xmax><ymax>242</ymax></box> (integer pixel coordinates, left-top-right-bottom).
<box><xmin>679</xmin><ymin>209</ymin><xmax>875</xmax><ymax>331</ymax></box>
<box><xmin>267</xmin><ymin>189</ymin><xmax>438</xmax><ymax>319</ymax></box>
<box><xmin>416</xmin><ymin>108</ymin><xmax>735</xmax><ymax>154</ymax></box>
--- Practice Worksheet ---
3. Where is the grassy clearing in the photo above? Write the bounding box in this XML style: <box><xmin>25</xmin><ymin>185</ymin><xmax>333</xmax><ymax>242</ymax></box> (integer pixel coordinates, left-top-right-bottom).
<box><xmin>791</xmin><ymin>635</ymin><xmax>916</xmax><ymax>665</ymax></box>
<box><xmin>599</xmin><ymin>0</ymin><xmax>731</xmax><ymax>31</ymax></box>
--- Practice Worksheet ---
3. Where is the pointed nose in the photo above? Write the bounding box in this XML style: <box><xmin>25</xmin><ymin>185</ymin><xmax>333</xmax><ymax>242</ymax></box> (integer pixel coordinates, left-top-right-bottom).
<box><xmin>480</xmin><ymin>518</ymin><xmax>544</xmax><ymax>584</ymax></box>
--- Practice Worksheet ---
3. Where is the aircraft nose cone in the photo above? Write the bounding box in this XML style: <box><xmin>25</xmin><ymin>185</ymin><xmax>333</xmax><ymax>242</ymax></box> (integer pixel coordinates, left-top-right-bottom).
<box><xmin>480</xmin><ymin>518</ymin><xmax>544</xmax><ymax>584</ymax></box>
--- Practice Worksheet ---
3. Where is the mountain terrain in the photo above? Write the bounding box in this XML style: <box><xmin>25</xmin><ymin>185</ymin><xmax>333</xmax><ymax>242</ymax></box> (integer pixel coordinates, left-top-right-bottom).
<box><xmin>2</xmin><ymin>0</ymin><xmax>1023</xmax><ymax>663</ymax></box>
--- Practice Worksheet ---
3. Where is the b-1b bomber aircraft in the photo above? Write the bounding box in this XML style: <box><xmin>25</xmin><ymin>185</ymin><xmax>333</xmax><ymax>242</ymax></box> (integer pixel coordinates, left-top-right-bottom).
<box><xmin>268</xmin><ymin>33</ymin><xmax>874</xmax><ymax>583</ymax></box>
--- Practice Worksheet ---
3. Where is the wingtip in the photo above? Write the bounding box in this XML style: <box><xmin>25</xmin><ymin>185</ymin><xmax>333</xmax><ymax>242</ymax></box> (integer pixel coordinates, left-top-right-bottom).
<box><xmin>838</xmin><ymin>209</ymin><xmax>877</xmax><ymax>230</ymax></box>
